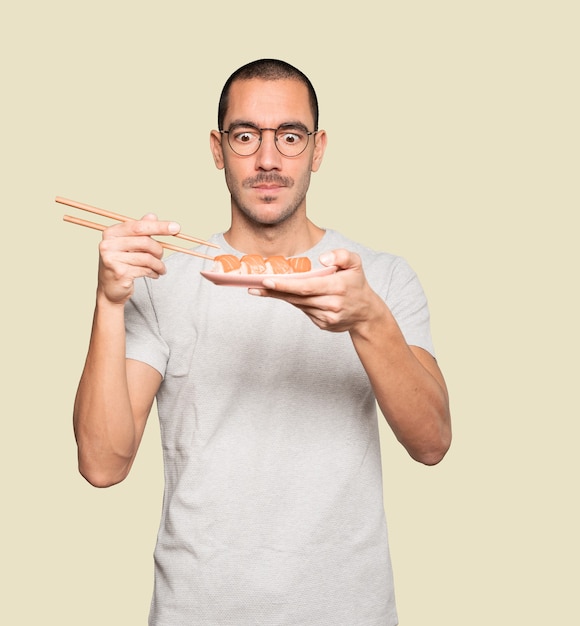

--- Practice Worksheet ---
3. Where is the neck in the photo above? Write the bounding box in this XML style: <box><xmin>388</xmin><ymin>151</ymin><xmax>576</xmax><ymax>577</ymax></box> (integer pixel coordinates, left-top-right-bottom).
<box><xmin>223</xmin><ymin>209</ymin><xmax>324</xmax><ymax>257</ymax></box>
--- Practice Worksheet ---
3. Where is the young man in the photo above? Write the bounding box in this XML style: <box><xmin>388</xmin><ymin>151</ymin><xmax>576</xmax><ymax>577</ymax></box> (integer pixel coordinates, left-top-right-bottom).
<box><xmin>73</xmin><ymin>59</ymin><xmax>451</xmax><ymax>625</ymax></box>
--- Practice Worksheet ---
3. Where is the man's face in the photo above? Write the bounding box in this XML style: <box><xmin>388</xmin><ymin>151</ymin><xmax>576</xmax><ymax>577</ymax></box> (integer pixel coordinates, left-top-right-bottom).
<box><xmin>210</xmin><ymin>78</ymin><xmax>326</xmax><ymax>227</ymax></box>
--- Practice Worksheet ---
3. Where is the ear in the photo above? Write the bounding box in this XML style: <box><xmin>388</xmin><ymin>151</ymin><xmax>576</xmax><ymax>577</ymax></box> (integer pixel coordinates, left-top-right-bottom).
<box><xmin>210</xmin><ymin>130</ymin><xmax>225</xmax><ymax>170</ymax></box>
<box><xmin>311</xmin><ymin>129</ymin><xmax>327</xmax><ymax>173</ymax></box>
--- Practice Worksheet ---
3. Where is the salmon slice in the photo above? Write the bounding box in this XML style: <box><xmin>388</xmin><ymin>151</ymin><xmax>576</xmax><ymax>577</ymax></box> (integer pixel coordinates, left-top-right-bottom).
<box><xmin>212</xmin><ymin>254</ymin><xmax>312</xmax><ymax>274</ymax></box>
<box><xmin>240</xmin><ymin>254</ymin><xmax>267</xmax><ymax>274</ymax></box>
<box><xmin>265</xmin><ymin>256</ymin><xmax>292</xmax><ymax>274</ymax></box>
<box><xmin>287</xmin><ymin>257</ymin><xmax>311</xmax><ymax>273</ymax></box>
<box><xmin>211</xmin><ymin>254</ymin><xmax>242</xmax><ymax>273</ymax></box>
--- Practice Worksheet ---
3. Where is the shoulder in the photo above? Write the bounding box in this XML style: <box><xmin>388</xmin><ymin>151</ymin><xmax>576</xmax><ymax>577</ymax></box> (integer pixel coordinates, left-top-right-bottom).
<box><xmin>324</xmin><ymin>229</ymin><xmax>414</xmax><ymax>282</ymax></box>
<box><xmin>325</xmin><ymin>231</ymin><xmax>435</xmax><ymax>353</ymax></box>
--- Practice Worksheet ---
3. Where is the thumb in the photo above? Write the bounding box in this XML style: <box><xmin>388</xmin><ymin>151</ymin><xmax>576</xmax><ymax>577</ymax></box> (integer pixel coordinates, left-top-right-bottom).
<box><xmin>319</xmin><ymin>248</ymin><xmax>360</xmax><ymax>270</ymax></box>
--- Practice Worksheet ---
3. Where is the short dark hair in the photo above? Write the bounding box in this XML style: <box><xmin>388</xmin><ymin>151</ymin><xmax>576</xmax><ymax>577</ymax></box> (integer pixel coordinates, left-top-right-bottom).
<box><xmin>217</xmin><ymin>59</ymin><xmax>319</xmax><ymax>131</ymax></box>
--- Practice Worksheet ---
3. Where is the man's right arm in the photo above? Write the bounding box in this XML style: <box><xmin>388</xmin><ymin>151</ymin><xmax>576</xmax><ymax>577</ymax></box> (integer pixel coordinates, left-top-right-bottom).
<box><xmin>72</xmin><ymin>214</ymin><xmax>181</xmax><ymax>487</ymax></box>
<box><xmin>73</xmin><ymin>298</ymin><xmax>161</xmax><ymax>487</ymax></box>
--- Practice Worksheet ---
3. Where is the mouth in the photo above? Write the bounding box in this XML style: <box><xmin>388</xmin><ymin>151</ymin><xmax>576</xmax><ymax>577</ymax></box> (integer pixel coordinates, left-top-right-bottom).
<box><xmin>244</xmin><ymin>174</ymin><xmax>293</xmax><ymax>190</ymax></box>
<box><xmin>253</xmin><ymin>184</ymin><xmax>284</xmax><ymax>190</ymax></box>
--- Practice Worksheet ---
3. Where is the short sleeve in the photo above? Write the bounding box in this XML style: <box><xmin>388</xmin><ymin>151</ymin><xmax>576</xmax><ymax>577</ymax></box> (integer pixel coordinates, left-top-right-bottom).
<box><xmin>124</xmin><ymin>277</ymin><xmax>170</xmax><ymax>377</ymax></box>
<box><xmin>385</xmin><ymin>257</ymin><xmax>435</xmax><ymax>357</ymax></box>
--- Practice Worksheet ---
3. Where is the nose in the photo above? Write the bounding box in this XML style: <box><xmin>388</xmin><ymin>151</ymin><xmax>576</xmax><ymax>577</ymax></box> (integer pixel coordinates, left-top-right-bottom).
<box><xmin>254</xmin><ymin>129</ymin><xmax>282</xmax><ymax>170</ymax></box>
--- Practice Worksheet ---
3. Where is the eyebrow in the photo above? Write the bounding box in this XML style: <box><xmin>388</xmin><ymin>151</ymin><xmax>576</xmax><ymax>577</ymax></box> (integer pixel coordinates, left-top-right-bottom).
<box><xmin>227</xmin><ymin>119</ymin><xmax>312</xmax><ymax>132</ymax></box>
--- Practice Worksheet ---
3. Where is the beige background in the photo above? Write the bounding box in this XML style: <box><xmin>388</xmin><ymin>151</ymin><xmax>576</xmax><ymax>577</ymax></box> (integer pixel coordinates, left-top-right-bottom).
<box><xmin>2</xmin><ymin>1</ymin><xmax>578</xmax><ymax>624</ymax></box>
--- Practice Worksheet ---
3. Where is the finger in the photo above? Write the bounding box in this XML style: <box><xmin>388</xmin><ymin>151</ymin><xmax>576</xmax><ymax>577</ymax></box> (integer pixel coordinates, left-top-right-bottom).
<box><xmin>121</xmin><ymin>251</ymin><xmax>168</xmax><ymax>274</ymax></box>
<box><xmin>319</xmin><ymin>248</ymin><xmax>361</xmax><ymax>271</ymax></box>
<box><xmin>257</xmin><ymin>275</ymin><xmax>336</xmax><ymax>297</ymax></box>
<box><xmin>99</xmin><ymin>238</ymin><xmax>168</xmax><ymax>280</ymax></box>
<box><xmin>100</xmin><ymin>234</ymin><xmax>165</xmax><ymax>259</ymax></box>
<box><xmin>105</xmin><ymin>217</ymin><xmax>181</xmax><ymax>238</ymax></box>
<box><xmin>101</xmin><ymin>245</ymin><xmax>168</xmax><ymax>272</ymax></box>
<box><xmin>247</xmin><ymin>289</ymin><xmax>346</xmax><ymax>331</ymax></box>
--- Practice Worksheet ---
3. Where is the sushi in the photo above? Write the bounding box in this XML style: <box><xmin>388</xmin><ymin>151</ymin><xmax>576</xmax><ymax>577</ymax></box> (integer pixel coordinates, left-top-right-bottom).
<box><xmin>211</xmin><ymin>254</ymin><xmax>311</xmax><ymax>275</ymax></box>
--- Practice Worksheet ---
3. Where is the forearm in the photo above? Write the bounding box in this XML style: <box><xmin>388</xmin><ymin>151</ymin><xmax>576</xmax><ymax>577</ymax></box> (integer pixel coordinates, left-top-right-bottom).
<box><xmin>73</xmin><ymin>295</ymin><xmax>138</xmax><ymax>486</ymax></box>
<box><xmin>249</xmin><ymin>248</ymin><xmax>451</xmax><ymax>463</ymax></box>
<box><xmin>350</xmin><ymin>293</ymin><xmax>451</xmax><ymax>465</ymax></box>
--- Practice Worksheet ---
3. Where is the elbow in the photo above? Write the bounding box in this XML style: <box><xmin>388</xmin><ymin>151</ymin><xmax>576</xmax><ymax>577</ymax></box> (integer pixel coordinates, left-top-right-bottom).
<box><xmin>78</xmin><ymin>459</ymin><xmax>130</xmax><ymax>488</ymax></box>
<box><xmin>414</xmin><ymin>446</ymin><xmax>449</xmax><ymax>466</ymax></box>
<box><xmin>75</xmin><ymin>436</ymin><xmax>135</xmax><ymax>488</ymax></box>
<box><xmin>412</xmin><ymin>430</ymin><xmax>452</xmax><ymax>466</ymax></box>
<box><xmin>416</xmin><ymin>399</ymin><xmax>452</xmax><ymax>466</ymax></box>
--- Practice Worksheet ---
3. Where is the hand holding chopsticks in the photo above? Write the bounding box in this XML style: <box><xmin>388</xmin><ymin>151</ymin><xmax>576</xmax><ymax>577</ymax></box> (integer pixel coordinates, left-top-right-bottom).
<box><xmin>58</xmin><ymin>196</ymin><xmax>219</xmax><ymax>260</ymax></box>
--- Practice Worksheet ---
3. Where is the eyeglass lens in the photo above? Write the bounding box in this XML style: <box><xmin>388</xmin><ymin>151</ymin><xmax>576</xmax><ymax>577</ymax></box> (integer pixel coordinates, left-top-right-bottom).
<box><xmin>226</xmin><ymin>124</ymin><xmax>311</xmax><ymax>157</ymax></box>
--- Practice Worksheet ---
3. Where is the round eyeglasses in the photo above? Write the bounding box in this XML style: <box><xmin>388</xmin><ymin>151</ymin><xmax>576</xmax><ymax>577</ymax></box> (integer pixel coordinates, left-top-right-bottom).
<box><xmin>220</xmin><ymin>123</ymin><xmax>316</xmax><ymax>157</ymax></box>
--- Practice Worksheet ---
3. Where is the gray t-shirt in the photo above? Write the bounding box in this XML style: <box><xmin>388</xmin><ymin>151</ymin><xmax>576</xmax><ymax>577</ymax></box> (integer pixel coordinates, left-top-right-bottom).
<box><xmin>125</xmin><ymin>229</ymin><xmax>434</xmax><ymax>626</ymax></box>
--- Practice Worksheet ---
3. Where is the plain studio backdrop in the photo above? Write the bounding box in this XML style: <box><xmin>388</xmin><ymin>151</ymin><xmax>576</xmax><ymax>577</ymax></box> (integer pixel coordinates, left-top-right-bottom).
<box><xmin>2</xmin><ymin>2</ymin><xmax>578</xmax><ymax>624</ymax></box>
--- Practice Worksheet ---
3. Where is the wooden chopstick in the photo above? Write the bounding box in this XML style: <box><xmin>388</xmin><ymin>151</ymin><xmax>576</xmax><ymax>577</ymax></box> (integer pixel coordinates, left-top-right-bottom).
<box><xmin>56</xmin><ymin>196</ymin><xmax>219</xmax><ymax>248</ymax></box>
<box><xmin>62</xmin><ymin>214</ymin><xmax>216</xmax><ymax>260</ymax></box>
<box><xmin>57</xmin><ymin>196</ymin><xmax>218</xmax><ymax>260</ymax></box>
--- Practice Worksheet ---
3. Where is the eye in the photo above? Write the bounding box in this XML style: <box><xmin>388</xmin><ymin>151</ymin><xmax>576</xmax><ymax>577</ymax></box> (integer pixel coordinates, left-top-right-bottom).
<box><xmin>233</xmin><ymin>128</ymin><xmax>259</xmax><ymax>144</ymax></box>
<box><xmin>278</xmin><ymin>129</ymin><xmax>305</xmax><ymax>145</ymax></box>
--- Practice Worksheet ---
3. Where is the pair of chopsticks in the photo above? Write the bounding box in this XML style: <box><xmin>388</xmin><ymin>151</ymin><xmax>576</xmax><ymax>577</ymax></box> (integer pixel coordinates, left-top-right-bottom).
<box><xmin>58</xmin><ymin>196</ymin><xmax>219</xmax><ymax>260</ymax></box>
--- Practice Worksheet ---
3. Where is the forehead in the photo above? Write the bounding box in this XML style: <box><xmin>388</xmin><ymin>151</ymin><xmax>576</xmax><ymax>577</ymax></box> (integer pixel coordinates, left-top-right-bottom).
<box><xmin>224</xmin><ymin>78</ymin><xmax>314</xmax><ymax>128</ymax></box>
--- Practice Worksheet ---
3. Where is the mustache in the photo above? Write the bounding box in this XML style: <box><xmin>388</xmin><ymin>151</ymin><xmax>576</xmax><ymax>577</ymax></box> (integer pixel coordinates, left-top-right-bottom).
<box><xmin>242</xmin><ymin>173</ymin><xmax>294</xmax><ymax>188</ymax></box>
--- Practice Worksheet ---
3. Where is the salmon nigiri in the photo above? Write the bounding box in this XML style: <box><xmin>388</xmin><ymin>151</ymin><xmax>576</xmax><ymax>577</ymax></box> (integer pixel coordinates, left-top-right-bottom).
<box><xmin>210</xmin><ymin>253</ymin><xmax>312</xmax><ymax>275</ymax></box>
<box><xmin>265</xmin><ymin>256</ymin><xmax>292</xmax><ymax>274</ymax></box>
<box><xmin>287</xmin><ymin>256</ymin><xmax>312</xmax><ymax>273</ymax></box>
<box><xmin>240</xmin><ymin>254</ymin><xmax>267</xmax><ymax>274</ymax></box>
<box><xmin>211</xmin><ymin>254</ymin><xmax>242</xmax><ymax>273</ymax></box>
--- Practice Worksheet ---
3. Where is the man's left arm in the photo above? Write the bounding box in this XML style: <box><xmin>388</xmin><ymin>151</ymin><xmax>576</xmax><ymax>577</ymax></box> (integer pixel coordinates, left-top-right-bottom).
<box><xmin>348</xmin><ymin>291</ymin><xmax>451</xmax><ymax>466</ymax></box>
<box><xmin>249</xmin><ymin>249</ymin><xmax>451</xmax><ymax>465</ymax></box>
